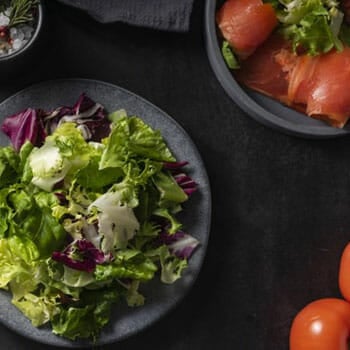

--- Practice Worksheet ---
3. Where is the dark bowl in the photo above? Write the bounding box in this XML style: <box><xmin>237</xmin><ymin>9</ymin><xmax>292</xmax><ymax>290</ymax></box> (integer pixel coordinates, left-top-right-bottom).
<box><xmin>0</xmin><ymin>1</ymin><xmax>45</xmax><ymax>79</ymax></box>
<box><xmin>204</xmin><ymin>0</ymin><xmax>350</xmax><ymax>139</ymax></box>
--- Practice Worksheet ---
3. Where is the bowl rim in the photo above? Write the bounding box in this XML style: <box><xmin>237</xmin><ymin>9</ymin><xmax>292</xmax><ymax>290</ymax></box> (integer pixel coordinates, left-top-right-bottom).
<box><xmin>0</xmin><ymin>1</ymin><xmax>43</xmax><ymax>62</ymax></box>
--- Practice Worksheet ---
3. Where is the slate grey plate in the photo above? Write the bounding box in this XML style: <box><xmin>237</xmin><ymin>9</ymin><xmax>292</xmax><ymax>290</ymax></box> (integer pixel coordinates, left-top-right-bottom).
<box><xmin>204</xmin><ymin>0</ymin><xmax>350</xmax><ymax>139</ymax></box>
<box><xmin>0</xmin><ymin>79</ymin><xmax>211</xmax><ymax>347</ymax></box>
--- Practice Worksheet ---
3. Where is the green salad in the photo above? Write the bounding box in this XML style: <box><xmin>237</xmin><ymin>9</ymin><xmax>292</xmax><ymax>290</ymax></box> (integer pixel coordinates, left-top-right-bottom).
<box><xmin>0</xmin><ymin>94</ymin><xmax>199</xmax><ymax>341</ymax></box>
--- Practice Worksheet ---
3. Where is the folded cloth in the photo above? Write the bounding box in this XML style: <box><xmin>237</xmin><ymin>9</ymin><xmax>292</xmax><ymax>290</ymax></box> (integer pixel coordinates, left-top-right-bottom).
<box><xmin>56</xmin><ymin>0</ymin><xmax>195</xmax><ymax>32</ymax></box>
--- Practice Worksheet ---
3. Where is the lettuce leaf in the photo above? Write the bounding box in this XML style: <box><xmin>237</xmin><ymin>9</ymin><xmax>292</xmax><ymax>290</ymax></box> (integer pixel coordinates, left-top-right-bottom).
<box><xmin>0</xmin><ymin>237</ymin><xmax>41</xmax><ymax>300</ymax></box>
<box><xmin>29</xmin><ymin>123</ymin><xmax>91</xmax><ymax>191</ymax></box>
<box><xmin>0</xmin><ymin>184</ymin><xmax>66</xmax><ymax>257</ymax></box>
<box><xmin>221</xmin><ymin>40</ymin><xmax>240</xmax><ymax>69</ymax></box>
<box><xmin>75</xmin><ymin>143</ymin><xmax>123</xmax><ymax>190</ymax></box>
<box><xmin>99</xmin><ymin>115</ymin><xmax>175</xmax><ymax>170</ymax></box>
<box><xmin>52</xmin><ymin>288</ymin><xmax>118</xmax><ymax>341</ymax></box>
<box><xmin>95</xmin><ymin>249</ymin><xmax>157</xmax><ymax>282</ymax></box>
<box><xmin>153</xmin><ymin>171</ymin><xmax>188</xmax><ymax>207</ymax></box>
<box><xmin>0</xmin><ymin>146</ymin><xmax>20</xmax><ymax>188</ymax></box>
<box><xmin>12</xmin><ymin>292</ymin><xmax>59</xmax><ymax>327</ymax></box>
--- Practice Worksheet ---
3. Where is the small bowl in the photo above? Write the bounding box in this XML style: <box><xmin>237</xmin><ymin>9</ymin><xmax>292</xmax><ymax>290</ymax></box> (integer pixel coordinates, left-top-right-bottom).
<box><xmin>0</xmin><ymin>1</ymin><xmax>45</xmax><ymax>79</ymax></box>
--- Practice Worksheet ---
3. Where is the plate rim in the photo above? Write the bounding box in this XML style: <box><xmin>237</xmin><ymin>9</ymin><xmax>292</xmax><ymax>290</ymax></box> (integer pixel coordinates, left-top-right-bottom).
<box><xmin>0</xmin><ymin>78</ymin><xmax>212</xmax><ymax>347</ymax></box>
<box><xmin>204</xmin><ymin>0</ymin><xmax>350</xmax><ymax>139</ymax></box>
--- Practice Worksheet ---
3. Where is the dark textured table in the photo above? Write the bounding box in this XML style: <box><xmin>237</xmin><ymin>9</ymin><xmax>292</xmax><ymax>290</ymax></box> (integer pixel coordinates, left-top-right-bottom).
<box><xmin>2</xmin><ymin>0</ymin><xmax>350</xmax><ymax>349</ymax></box>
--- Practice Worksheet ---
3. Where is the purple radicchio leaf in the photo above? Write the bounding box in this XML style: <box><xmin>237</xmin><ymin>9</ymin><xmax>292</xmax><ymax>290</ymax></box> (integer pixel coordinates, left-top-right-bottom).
<box><xmin>174</xmin><ymin>173</ymin><xmax>197</xmax><ymax>196</ymax></box>
<box><xmin>163</xmin><ymin>161</ymin><xmax>197</xmax><ymax>196</ymax></box>
<box><xmin>1</xmin><ymin>93</ymin><xmax>111</xmax><ymax>151</ymax></box>
<box><xmin>159</xmin><ymin>231</ymin><xmax>200</xmax><ymax>259</ymax></box>
<box><xmin>41</xmin><ymin>106</ymin><xmax>74</xmax><ymax>135</ymax></box>
<box><xmin>43</xmin><ymin>93</ymin><xmax>111</xmax><ymax>141</ymax></box>
<box><xmin>72</xmin><ymin>92</ymin><xmax>96</xmax><ymax>114</ymax></box>
<box><xmin>163</xmin><ymin>161</ymin><xmax>189</xmax><ymax>170</ymax></box>
<box><xmin>1</xmin><ymin>108</ymin><xmax>47</xmax><ymax>151</ymax></box>
<box><xmin>52</xmin><ymin>239</ymin><xmax>109</xmax><ymax>273</ymax></box>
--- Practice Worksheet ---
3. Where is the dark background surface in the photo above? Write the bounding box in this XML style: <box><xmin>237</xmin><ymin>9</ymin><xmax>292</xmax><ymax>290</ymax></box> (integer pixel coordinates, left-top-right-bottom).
<box><xmin>2</xmin><ymin>0</ymin><xmax>350</xmax><ymax>349</ymax></box>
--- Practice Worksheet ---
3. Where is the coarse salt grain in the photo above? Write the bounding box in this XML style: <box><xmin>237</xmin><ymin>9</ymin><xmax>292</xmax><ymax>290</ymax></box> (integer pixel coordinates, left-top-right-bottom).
<box><xmin>12</xmin><ymin>38</ymin><xmax>22</xmax><ymax>50</ymax></box>
<box><xmin>0</xmin><ymin>13</ymin><xmax>9</xmax><ymax>26</ymax></box>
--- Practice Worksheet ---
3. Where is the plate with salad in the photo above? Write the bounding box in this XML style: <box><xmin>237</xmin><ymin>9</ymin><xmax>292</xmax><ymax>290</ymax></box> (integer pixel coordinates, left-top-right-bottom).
<box><xmin>0</xmin><ymin>79</ymin><xmax>211</xmax><ymax>347</ymax></box>
<box><xmin>205</xmin><ymin>0</ymin><xmax>350</xmax><ymax>138</ymax></box>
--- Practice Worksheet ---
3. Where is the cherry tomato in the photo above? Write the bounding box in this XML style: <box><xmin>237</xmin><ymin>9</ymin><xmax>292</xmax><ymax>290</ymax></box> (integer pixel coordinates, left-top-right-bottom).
<box><xmin>289</xmin><ymin>298</ymin><xmax>350</xmax><ymax>350</ymax></box>
<box><xmin>339</xmin><ymin>243</ymin><xmax>350</xmax><ymax>302</ymax></box>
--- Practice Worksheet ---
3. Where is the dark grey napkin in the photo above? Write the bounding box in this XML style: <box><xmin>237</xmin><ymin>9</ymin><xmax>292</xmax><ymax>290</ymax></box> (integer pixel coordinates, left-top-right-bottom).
<box><xmin>56</xmin><ymin>0</ymin><xmax>195</xmax><ymax>32</ymax></box>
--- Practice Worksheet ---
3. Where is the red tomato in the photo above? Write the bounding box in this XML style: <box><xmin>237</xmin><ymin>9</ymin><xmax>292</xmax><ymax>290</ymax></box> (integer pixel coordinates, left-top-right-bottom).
<box><xmin>339</xmin><ymin>243</ymin><xmax>350</xmax><ymax>302</ymax></box>
<box><xmin>289</xmin><ymin>298</ymin><xmax>350</xmax><ymax>350</ymax></box>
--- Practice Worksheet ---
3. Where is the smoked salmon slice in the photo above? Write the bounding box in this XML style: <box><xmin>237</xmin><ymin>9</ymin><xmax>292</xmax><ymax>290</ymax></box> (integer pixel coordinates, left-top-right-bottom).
<box><xmin>304</xmin><ymin>47</ymin><xmax>350</xmax><ymax>127</ymax></box>
<box><xmin>234</xmin><ymin>33</ymin><xmax>291</xmax><ymax>103</ymax></box>
<box><xmin>273</xmin><ymin>46</ymin><xmax>350</xmax><ymax>127</ymax></box>
<box><xmin>216</xmin><ymin>0</ymin><xmax>278</xmax><ymax>59</ymax></box>
<box><xmin>236</xmin><ymin>36</ymin><xmax>350</xmax><ymax>128</ymax></box>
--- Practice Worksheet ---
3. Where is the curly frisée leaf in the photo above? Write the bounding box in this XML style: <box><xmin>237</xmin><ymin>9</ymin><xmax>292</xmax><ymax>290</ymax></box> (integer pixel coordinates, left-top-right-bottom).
<box><xmin>88</xmin><ymin>191</ymin><xmax>140</xmax><ymax>252</ymax></box>
<box><xmin>272</xmin><ymin>0</ymin><xmax>345</xmax><ymax>54</ymax></box>
<box><xmin>150</xmin><ymin>245</ymin><xmax>188</xmax><ymax>284</ymax></box>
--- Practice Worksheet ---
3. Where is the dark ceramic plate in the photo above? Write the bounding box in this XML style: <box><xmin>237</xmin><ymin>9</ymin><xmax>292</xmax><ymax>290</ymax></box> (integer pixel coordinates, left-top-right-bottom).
<box><xmin>204</xmin><ymin>0</ymin><xmax>350</xmax><ymax>139</ymax></box>
<box><xmin>0</xmin><ymin>79</ymin><xmax>211</xmax><ymax>348</ymax></box>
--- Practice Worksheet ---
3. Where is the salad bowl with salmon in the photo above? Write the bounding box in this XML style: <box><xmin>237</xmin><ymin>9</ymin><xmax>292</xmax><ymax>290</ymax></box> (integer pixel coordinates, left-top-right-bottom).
<box><xmin>205</xmin><ymin>0</ymin><xmax>350</xmax><ymax>137</ymax></box>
